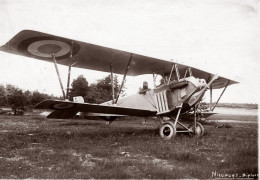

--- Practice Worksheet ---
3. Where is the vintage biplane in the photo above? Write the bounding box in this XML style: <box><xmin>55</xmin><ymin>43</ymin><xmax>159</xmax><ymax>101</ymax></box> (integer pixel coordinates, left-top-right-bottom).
<box><xmin>0</xmin><ymin>30</ymin><xmax>238</xmax><ymax>139</ymax></box>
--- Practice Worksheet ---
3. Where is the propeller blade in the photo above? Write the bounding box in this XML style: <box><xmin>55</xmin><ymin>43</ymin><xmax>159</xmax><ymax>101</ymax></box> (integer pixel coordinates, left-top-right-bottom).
<box><xmin>188</xmin><ymin>74</ymin><xmax>219</xmax><ymax>106</ymax></box>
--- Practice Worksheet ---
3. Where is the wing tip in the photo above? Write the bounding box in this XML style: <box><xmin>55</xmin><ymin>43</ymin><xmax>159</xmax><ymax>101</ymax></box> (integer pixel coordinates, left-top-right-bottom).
<box><xmin>34</xmin><ymin>99</ymin><xmax>52</xmax><ymax>109</ymax></box>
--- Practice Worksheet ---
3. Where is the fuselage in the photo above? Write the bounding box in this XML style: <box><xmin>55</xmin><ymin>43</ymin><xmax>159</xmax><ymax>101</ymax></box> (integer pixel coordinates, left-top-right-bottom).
<box><xmin>103</xmin><ymin>76</ymin><xmax>207</xmax><ymax>116</ymax></box>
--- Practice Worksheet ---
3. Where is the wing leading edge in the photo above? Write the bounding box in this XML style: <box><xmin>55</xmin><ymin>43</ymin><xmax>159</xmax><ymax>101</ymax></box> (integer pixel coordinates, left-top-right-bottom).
<box><xmin>0</xmin><ymin>30</ymin><xmax>238</xmax><ymax>89</ymax></box>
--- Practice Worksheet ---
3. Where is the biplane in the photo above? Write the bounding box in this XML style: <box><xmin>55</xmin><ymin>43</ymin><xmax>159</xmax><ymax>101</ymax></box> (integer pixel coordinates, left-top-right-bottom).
<box><xmin>0</xmin><ymin>30</ymin><xmax>238</xmax><ymax>139</ymax></box>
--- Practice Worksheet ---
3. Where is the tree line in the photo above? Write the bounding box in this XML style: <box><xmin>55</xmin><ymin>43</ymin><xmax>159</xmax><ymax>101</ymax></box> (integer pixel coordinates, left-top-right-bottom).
<box><xmin>0</xmin><ymin>74</ymin><xmax>124</xmax><ymax>114</ymax></box>
<box><xmin>69</xmin><ymin>74</ymin><xmax>124</xmax><ymax>103</ymax></box>
<box><xmin>0</xmin><ymin>84</ymin><xmax>55</xmax><ymax>112</ymax></box>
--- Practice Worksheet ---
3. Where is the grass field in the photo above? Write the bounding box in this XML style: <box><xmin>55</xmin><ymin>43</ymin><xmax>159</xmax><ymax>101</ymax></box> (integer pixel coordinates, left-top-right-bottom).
<box><xmin>0</xmin><ymin>112</ymin><xmax>258</xmax><ymax>179</ymax></box>
<box><xmin>212</xmin><ymin>103</ymin><xmax>258</xmax><ymax>109</ymax></box>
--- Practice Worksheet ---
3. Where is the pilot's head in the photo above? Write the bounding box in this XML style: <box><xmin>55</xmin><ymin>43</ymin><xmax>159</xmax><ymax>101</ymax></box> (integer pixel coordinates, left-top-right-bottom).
<box><xmin>143</xmin><ymin>81</ymin><xmax>148</xmax><ymax>90</ymax></box>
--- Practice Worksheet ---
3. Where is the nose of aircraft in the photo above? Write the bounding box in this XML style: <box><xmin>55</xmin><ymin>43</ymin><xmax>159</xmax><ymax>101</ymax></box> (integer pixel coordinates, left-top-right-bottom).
<box><xmin>187</xmin><ymin>74</ymin><xmax>219</xmax><ymax>106</ymax></box>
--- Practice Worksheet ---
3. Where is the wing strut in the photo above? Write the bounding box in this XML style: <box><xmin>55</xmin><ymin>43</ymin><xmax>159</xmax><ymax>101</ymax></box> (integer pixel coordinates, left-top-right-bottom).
<box><xmin>167</xmin><ymin>64</ymin><xmax>175</xmax><ymax>85</ymax></box>
<box><xmin>166</xmin><ymin>63</ymin><xmax>180</xmax><ymax>84</ymax></box>
<box><xmin>183</xmin><ymin>67</ymin><xmax>193</xmax><ymax>78</ymax></box>
<box><xmin>110</xmin><ymin>63</ymin><xmax>115</xmax><ymax>104</ymax></box>
<box><xmin>66</xmin><ymin>42</ymin><xmax>78</xmax><ymax>99</ymax></box>
<box><xmin>188</xmin><ymin>67</ymin><xmax>193</xmax><ymax>76</ymax></box>
<box><xmin>66</xmin><ymin>60</ymin><xmax>78</xmax><ymax>99</ymax></box>
<box><xmin>210</xmin><ymin>85</ymin><xmax>213</xmax><ymax>109</ymax></box>
<box><xmin>152</xmin><ymin>72</ymin><xmax>156</xmax><ymax>88</ymax></box>
<box><xmin>211</xmin><ymin>80</ymin><xmax>229</xmax><ymax>111</ymax></box>
<box><xmin>115</xmin><ymin>53</ymin><xmax>133</xmax><ymax>104</ymax></box>
<box><xmin>52</xmin><ymin>54</ymin><xmax>66</xmax><ymax>99</ymax></box>
<box><xmin>175</xmin><ymin>64</ymin><xmax>180</xmax><ymax>81</ymax></box>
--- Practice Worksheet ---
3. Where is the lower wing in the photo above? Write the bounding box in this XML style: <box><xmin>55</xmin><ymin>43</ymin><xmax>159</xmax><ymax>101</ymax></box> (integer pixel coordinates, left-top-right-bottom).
<box><xmin>35</xmin><ymin>99</ymin><xmax>157</xmax><ymax>119</ymax></box>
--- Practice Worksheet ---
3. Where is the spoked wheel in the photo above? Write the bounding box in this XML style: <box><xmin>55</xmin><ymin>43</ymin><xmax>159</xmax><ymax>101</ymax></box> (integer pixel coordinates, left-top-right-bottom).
<box><xmin>159</xmin><ymin>122</ymin><xmax>176</xmax><ymax>140</ymax></box>
<box><xmin>188</xmin><ymin>122</ymin><xmax>205</xmax><ymax>137</ymax></box>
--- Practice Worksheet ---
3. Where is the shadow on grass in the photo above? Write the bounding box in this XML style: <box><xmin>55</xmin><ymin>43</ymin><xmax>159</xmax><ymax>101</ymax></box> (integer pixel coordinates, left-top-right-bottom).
<box><xmin>59</xmin><ymin>121</ymin><xmax>104</xmax><ymax>126</ymax></box>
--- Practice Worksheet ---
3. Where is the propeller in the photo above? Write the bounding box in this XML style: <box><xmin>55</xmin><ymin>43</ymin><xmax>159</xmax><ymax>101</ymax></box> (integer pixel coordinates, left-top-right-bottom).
<box><xmin>188</xmin><ymin>74</ymin><xmax>219</xmax><ymax>106</ymax></box>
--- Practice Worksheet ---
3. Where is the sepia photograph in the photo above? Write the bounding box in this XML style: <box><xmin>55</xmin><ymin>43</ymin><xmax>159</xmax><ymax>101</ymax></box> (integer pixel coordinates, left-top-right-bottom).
<box><xmin>0</xmin><ymin>0</ymin><xmax>258</xmax><ymax>179</ymax></box>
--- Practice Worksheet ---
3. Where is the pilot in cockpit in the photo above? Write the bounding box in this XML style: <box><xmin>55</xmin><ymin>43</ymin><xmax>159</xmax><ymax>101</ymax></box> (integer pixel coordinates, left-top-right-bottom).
<box><xmin>138</xmin><ymin>81</ymin><xmax>150</xmax><ymax>94</ymax></box>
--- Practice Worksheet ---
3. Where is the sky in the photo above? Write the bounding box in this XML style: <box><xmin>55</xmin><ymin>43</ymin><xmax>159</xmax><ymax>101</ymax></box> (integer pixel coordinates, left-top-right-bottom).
<box><xmin>0</xmin><ymin>0</ymin><xmax>259</xmax><ymax>103</ymax></box>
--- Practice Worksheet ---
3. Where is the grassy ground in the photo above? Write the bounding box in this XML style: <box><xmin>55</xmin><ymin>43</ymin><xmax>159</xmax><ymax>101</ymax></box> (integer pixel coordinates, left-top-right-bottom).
<box><xmin>0</xmin><ymin>114</ymin><xmax>258</xmax><ymax>179</ymax></box>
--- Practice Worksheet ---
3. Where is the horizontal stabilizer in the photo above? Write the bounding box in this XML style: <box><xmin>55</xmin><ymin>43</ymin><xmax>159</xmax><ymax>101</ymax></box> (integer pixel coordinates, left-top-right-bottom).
<box><xmin>201</xmin><ymin>111</ymin><xmax>217</xmax><ymax>118</ymax></box>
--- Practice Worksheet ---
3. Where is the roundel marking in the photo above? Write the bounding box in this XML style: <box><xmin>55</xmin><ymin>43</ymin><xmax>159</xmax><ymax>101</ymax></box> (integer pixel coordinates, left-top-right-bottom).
<box><xmin>27</xmin><ymin>40</ymin><xmax>71</xmax><ymax>58</ymax></box>
<box><xmin>38</xmin><ymin>44</ymin><xmax>61</xmax><ymax>54</ymax></box>
<box><xmin>52</xmin><ymin>103</ymin><xmax>75</xmax><ymax>110</ymax></box>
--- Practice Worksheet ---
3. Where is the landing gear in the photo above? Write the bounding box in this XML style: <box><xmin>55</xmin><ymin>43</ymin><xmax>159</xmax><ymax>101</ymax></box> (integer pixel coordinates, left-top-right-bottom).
<box><xmin>101</xmin><ymin>116</ymin><xmax>117</xmax><ymax>125</ymax></box>
<box><xmin>188</xmin><ymin>105</ymin><xmax>205</xmax><ymax>137</ymax></box>
<box><xmin>158</xmin><ymin>106</ymin><xmax>182</xmax><ymax>140</ymax></box>
<box><xmin>159</xmin><ymin>120</ymin><xmax>205</xmax><ymax>139</ymax></box>
<box><xmin>188</xmin><ymin>122</ymin><xmax>204</xmax><ymax>137</ymax></box>
<box><xmin>158</xmin><ymin>104</ymin><xmax>205</xmax><ymax>140</ymax></box>
<box><xmin>159</xmin><ymin>122</ymin><xmax>176</xmax><ymax>140</ymax></box>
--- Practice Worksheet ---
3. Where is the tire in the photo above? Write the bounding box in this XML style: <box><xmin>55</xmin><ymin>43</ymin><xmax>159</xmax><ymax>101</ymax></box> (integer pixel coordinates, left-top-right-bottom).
<box><xmin>159</xmin><ymin>123</ymin><xmax>176</xmax><ymax>140</ymax></box>
<box><xmin>188</xmin><ymin>122</ymin><xmax>205</xmax><ymax>137</ymax></box>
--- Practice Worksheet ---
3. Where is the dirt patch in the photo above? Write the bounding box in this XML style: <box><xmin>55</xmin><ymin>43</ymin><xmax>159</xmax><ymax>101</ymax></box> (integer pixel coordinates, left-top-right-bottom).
<box><xmin>2</xmin><ymin>155</ymin><xmax>24</xmax><ymax>162</ymax></box>
<box><xmin>117</xmin><ymin>151</ymin><xmax>176</xmax><ymax>170</ymax></box>
<box><xmin>64</xmin><ymin>149</ymin><xmax>106</xmax><ymax>169</ymax></box>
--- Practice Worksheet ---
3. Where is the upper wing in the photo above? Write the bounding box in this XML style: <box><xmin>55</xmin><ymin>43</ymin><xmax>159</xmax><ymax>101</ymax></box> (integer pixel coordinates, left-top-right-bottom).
<box><xmin>35</xmin><ymin>99</ymin><xmax>157</xmax><ymax>118</ymax></box>
<box><xmin>0</xmin><ymin>30</ymin><xmax>238</xmax><ymax>89</ymax></box>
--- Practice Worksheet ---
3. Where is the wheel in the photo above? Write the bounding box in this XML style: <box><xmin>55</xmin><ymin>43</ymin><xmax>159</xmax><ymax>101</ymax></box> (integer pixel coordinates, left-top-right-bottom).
<box><xmin>159</xmin><ymin>123</ymin><xmax>176</xmax><ymax>140</ymax></box>
<box><xmin>188</xmin><ymin>122</ymin><xmax>205</xmax><ymax>137</ymax></box>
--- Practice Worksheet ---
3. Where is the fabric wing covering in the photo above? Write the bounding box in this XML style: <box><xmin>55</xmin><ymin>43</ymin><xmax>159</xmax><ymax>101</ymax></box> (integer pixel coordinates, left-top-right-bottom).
<box><xmin>0</xmin><ymin>30</ymin><xmax>238</xmax><ymax>89</ymax></box>
<box><xmin>34</xmin><ymin>100</ymin><xmax>157</xmax><ymax>117</ymax></box>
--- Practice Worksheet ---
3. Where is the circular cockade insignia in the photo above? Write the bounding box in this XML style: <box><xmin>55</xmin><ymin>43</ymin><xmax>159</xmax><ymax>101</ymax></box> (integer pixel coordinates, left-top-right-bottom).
<box><xmin>18</xmin><ymin>36</ymin><xmax>80</xmax><ymax>60</ymax></box>
<box><xmin>27</xmin><ymin>40</ymin><xmax>71</xmax><ymax>58</ymax></box>
<box><xmin>52</xmin><ymin>102</ymin><xmax>76</xmax><ymax>110</ymax></box>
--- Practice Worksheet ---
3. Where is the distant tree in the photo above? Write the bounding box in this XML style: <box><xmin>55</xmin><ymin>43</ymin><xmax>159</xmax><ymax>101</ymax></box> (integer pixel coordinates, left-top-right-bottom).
<box><xmin>24</xmin><ymin>90</ymin><xmax>32</xmax><ymax>105</ymax></box>
<box><xmin>6</xmin><ymin>84</ymin><xmax>20</xmax><ymax>108</ymax></box>
<box><xmin>7</xmin><ymin>86</ymin><xmax>27</xmax><ymax>115</ymax></box>
<box><xmin>0</xmin><ymin>84</ymin><xmax>8</xmax><ymax>106</ymax></box>
<box><xmin>85</xmin><ymin>84</ymin><xmax>103</xmax><ymax>103</ymax></box>
<box><xmin>30</xmin><ymin>91</ymin><xmax>49</xmax><ymax>105</ymax></box>
<box><xmin>69</xmin><ymin>75</ymin><xmax>89</xmax><ymax>101</ymax></box>
<box><xmin>85</xmin><ymin>75</ymin><xmax>125</xmax><ymax>104</ymax></box>
<box><xmin>5</xmin><ymin>84</ymin><xmax>17</xmax><ymax>96</ymax></box>
<box><xmin>0</xmin><ymin>84</ymin><xmax>57</xmax><ymax>113</ymax></box>
<box><xmin>69</xmin><ymin>74</ymin><xmax>126</xmax><ymax>104</ymax></box>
